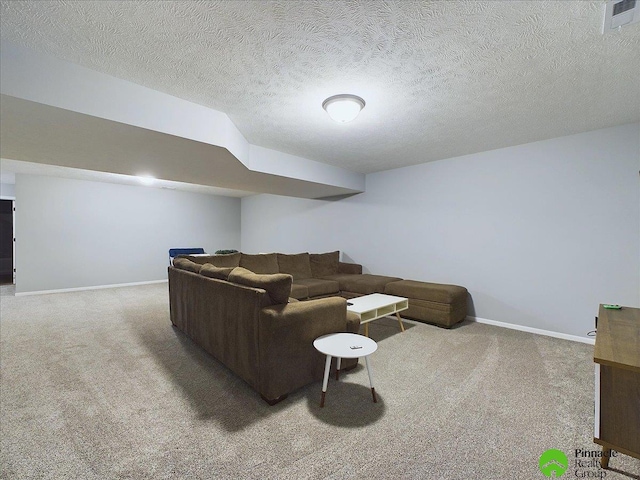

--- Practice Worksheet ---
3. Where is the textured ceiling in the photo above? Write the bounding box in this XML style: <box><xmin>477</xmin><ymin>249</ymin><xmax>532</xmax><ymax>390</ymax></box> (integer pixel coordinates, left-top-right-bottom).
<box><xmin>1</xmin><ymin>0</ymin><xmax>639</xmax><ymax>174</ymax></box>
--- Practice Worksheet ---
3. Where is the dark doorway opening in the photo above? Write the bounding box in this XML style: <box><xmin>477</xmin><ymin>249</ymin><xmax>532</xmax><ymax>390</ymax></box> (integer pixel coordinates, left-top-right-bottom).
<box><xmin>0</xmin><ymin>200</ymin><xmax>14</xmax><ymax>285</ymax></box>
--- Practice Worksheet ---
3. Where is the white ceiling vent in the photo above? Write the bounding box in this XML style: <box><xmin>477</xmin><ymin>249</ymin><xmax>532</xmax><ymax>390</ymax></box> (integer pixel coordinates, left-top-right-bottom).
<box><xmin>602</xmin><ymin>0</ymin><xmax>640</xmax><ymax>33</ymax></box>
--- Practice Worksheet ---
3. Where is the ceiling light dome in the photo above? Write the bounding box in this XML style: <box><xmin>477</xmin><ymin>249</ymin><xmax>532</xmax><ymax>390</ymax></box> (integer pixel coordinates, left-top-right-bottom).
<box><xmin>322</xmin><ymin>94</ymin><xmax>365</xmax><ymax>123</ymax></box>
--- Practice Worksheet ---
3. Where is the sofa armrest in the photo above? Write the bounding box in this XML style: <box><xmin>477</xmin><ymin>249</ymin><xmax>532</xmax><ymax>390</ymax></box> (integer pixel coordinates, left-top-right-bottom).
<box><xmin>338</xmin><ymin>261</ymin><xmax>362</xmax><ymax>274</ymax></box>
<box><xmin>258</xmin><ymin>297</ymin><xmax>358</xmax><ymax>401</ymax></box>
<box><xmin>346</xmin><ymin>310</ymin><xmax>361</xmax><ymax>332</ymax></box>
<box><xmin>259</xmin><ymin>297</ymin><xmax>352</xmax><ymax>349</ymax></box>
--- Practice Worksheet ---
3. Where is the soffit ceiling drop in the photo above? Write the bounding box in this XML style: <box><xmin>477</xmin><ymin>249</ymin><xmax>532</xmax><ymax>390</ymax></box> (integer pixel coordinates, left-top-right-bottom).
<box><xmin>1</xmin><ymin>1</ymin><xmax>639</xmax><ymax>174</ymax></box>
<box><xmin>0</xmin><ymin>95</ymin><xmax>358</xmax><ymax>199</ymax></box>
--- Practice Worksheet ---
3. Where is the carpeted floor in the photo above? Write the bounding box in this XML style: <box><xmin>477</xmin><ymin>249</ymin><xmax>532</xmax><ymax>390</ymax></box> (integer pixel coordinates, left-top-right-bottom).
<box><xmin>1</xmin><ymin>284</ymin><xmax>638</xmax><ymax>479</ymax></box>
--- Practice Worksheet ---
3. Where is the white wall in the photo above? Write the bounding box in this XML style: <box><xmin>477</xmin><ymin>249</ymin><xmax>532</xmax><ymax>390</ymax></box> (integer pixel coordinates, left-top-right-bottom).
<box><xmin>16</xmin><ymin>174</ymin><xmax>240</xmax><ymax>293</ymax></box>
<box><xmin>0</xmin><ymin>183</ymin><xmax>16</xmax><ymax>199</ymax></box>
<box><xmin>241</xmin><ymin>123</ymin><xmax>640</xmax><ymax>339</ymax></box>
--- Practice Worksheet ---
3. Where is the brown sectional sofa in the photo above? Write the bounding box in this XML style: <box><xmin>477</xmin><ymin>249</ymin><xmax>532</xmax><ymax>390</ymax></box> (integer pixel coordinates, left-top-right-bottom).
<box><xmin>169</xmin><ymin>257</ymin><xmax>360</xmax><ymax>405</ymax></box>
<box><xmin>169</xmin><ymin>251</ymin><xmax>468</xmax><ymax>404</ymax></box>
<box><xmin>180</xmin><ymin>251</ymin><xmax>468</xmax><ymax>327</ymax></box>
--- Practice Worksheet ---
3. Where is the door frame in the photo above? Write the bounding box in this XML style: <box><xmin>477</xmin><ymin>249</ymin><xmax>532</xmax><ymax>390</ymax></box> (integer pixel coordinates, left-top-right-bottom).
<box><xmin>0</xmin><ymin>197</ymin><xmax>15</xmax><ymax>284</ymax></box>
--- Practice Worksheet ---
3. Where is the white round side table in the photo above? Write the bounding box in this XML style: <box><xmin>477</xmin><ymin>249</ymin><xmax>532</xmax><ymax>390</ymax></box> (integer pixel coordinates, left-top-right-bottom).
<box><xmin>313</xmin><ymin>332</ymin><xmax>378</xmax><ymax>407</ymax></box>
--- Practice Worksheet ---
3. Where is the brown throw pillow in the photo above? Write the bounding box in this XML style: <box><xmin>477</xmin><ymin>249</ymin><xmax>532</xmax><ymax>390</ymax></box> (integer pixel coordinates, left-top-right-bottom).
<box><xmin>173</xmin><ymin>257</ymin><xmax>202</xmax><ymax>273</ymax></box>
<box><xmin>183</xmin><ymin>253</ymin><xmax>241</xmax><ymax>267</ymax></box>
<box><xmin>277</xmin><ymin>253</ymin><xmax>312</xmax><ymax>280</ymax></box>
<box><xmin>228</xmin><ymin>267</ymin><xmax>292</xmax><ymax>304</ymax></box>
<box><xmin>182</xmin><ymin>255</ymin><xmax>214</xmax><ymax>265</ymax></box>
<box><xmin>310</xmin><ymin>251</ymin><xmax>340</xmax><ymax>277</ymax></box>
<box><xmin>199</xmin><ymin>263</ymin><xmax>234</xmax><ymax>281</ymax></box>
<box><xmin>239</xmin><ymin>253</ymin><xmax>279</xmax><ymax>274</ymax></box>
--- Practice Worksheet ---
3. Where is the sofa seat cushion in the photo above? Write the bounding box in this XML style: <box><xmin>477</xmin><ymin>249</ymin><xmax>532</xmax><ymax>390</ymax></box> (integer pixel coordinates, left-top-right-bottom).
<box><xmin>229</xmin><ymin>267</ymin><xmax>292</xmax><ymax>304</ymax></box>
<box><xmin>340</xmin><ymin>274</ymin><xmax>403</xmax><ymax>295</ymax></box>
<box><xmin>294</xmin><ymin>278</ymin><xmax>340</xmax><ymax>298</ymax></box>
<box><xmin>183</xmin><ymin>253</ymin><xmax>241</xmax><ymax>268</ymax></box>
<box><xmin>240</xmin><ymin>253</ymin><xmax>279</xmax><ymax>274</ymax></box>
<box><xmin>277</xmin><ymin>253</ymin><xmax>312</xmax><ymax>280</ymax></box>
<box><xmin>200</xmin><ymin>263</ymin><xmax>234</xmax><ymax>281</ymax></box>
<box><xmin>384</xmin><ymin>280</ymin><xmax>467</xmax><ymax>304</ymax></box>
<box><xmin>289</xmin><ymin>283</ymin><xmax>309</xmax><ymax>300</ymax></box>
<box><xmin>319</xmin><ymin>273</ymin><xmax>359</xmax><ymax>282</ymax></box>
<box><xmin>310</xmin><ymin>251</ymin><xmax>340</xmax><ymax>277</ymax></box>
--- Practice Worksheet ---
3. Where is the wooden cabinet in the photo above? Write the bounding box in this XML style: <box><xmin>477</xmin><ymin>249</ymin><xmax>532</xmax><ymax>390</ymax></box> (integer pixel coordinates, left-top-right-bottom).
<box><xmin>593</xmin><ymin>304</ymin><xmax>640</xmax><ymax>468</ymax></box>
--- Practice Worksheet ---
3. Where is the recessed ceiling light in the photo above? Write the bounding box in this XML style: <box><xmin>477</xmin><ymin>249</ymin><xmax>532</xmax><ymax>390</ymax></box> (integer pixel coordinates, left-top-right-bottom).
<box><xmin>322</xmin><ymin>94</ymin><xmax>366</xmax><ymax>123</ymax></box>
<box><xmin>137</xmin><ymin>175</ymin><xmax>155</xmax><ymax>185</ymax></box>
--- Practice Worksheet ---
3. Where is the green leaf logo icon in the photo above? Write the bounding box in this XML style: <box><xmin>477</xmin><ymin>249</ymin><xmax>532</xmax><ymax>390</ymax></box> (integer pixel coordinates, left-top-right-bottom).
<box><xmin>539</xmin><ymin>449</ymin><xmax>568</xmax><ymax>477</ymax></box>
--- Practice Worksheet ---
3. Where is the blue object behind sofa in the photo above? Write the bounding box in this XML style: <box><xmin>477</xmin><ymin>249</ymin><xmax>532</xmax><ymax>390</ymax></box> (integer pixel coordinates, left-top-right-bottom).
<box><xmin>169</xmin><ymin>248</ymin><xmax>205</xmax><ymax>265</ymax></box>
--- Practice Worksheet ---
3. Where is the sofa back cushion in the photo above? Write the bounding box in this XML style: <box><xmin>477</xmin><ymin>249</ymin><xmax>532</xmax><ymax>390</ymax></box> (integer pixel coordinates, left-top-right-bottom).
<box><xmin>200</xmin><ymin>263</ymin><xmax>234</xmax><ymax>281</ymax></box>
<box><xmin>183</xmin><ymin>253</ymin><xmax>241</xmax><ymax>268</ymax></box>
<box><xmin>210</xmin><ymin>252</ymin><xmax>241</xmax><ymax>268</ymax></box>
<box><xmin>173</xmin><ymin>257</ymin><xmax>203</xmax><ymax>273</ymax></box>
<box><xmin>240</xmin><ymin>253</ymin><xmax>279</xmax><ymax>274</ymax></box>
<box><xmin>229</xmin><ymin>267</ymin><xmax>292</xmax><ymax>305</ymax></box>
<box><xmin>277</xmin><ymin>253</ymin><xmax>312</xmax><ymax>280</ymax></box>
<box><xmin>310</xmin><ymin>251</ymin><xmax>340</xmax><ymax>277</ymax></box>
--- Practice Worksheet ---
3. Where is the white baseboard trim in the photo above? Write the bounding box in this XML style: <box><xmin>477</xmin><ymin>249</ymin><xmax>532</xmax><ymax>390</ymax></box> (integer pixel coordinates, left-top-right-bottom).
<box><xmin>467</xmin><ymin>315</ymin><xmax>595</xmax><ymax>345</ymax></box>
<box><xmin>15</xmin><ymin>279</ymin><xmax>168</xmax><ymax>297</ymax></box>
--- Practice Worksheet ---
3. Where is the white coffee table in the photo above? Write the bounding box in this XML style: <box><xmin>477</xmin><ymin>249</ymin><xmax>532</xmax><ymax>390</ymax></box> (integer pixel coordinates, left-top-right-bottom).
<box><xmin>346</xmin><ymin>293</ymin><xmax>409</xmax><ymax>337</ymax></box>
<box><xmin>313</xmin><ymin>333</ymin><xmax>378</xmax><ymax>408</ymax></box>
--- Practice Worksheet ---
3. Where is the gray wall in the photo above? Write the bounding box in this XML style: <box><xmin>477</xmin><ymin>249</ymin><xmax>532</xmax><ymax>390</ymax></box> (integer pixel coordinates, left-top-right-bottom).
<box><xmin>241</xmin><ymin>123</ymin><xmax>640</xmax><ymax>339</ymax></box>
<box><xmin>16</xmin><ymin>174</ymin><xmax>240</xmax><ymax>293</ymax></box>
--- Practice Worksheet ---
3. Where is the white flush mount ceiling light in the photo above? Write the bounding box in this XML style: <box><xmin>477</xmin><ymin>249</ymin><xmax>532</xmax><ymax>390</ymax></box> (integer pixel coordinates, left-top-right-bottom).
<box><xmin>322</xmin><ymin>94</ymin><xmax>366</xmax><ymax>123</ymax></box>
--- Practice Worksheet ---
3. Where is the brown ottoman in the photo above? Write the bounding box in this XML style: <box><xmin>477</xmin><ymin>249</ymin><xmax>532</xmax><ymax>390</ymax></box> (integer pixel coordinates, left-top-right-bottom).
<box><xmin>384</xmin><ymin>280</ymin><xmax>468</xmax><ymax>328</ymax></box>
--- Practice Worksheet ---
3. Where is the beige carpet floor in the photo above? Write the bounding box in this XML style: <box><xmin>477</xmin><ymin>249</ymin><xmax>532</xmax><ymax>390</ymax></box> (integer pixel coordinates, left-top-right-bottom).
<box><xmin>1</xmin><ymin>283</ymin><xmax>638</xmax><ymax>479</ymax></box>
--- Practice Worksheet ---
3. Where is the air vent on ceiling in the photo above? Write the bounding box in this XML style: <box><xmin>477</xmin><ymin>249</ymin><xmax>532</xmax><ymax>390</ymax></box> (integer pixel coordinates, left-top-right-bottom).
<box><xmin>602</xmin><ymin>0</ymin><xmax>639</xmax><ymax>33</ymax></box>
